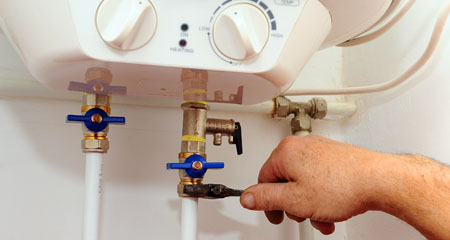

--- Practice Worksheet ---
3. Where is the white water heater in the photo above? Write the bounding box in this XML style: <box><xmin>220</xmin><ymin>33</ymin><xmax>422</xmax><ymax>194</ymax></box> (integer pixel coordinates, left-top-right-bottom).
<box><xmin>0</xmin><ymin>0</ymin><xmax>398</xmax><ymax>104</ymax></box>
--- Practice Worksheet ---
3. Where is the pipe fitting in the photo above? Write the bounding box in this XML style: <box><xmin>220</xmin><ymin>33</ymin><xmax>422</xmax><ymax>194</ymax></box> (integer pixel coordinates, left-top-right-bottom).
<box><xmin>171</xmin><ymin>70</ymin><xmax>241</xmax><ymax>194</ymax></box>
<box><xmin>179</xmin><ymin>99</ymin><xmax>209</xmax><ymax>184</ymax></box>
<box><xmin>206</xmin><ymin>118</ymin><xmax>236</xmax><ymax>146</ymax></box>
<box><xmin>273</xmin><ymin>96</ymin><xmax>327</xmax><ymax>134</ymax></box>
<box><xmin>67</xmin><ymin>68</ymin><xmax>127</xmax><ymax>154</ymax></box>
<box><xmin>273</xmin><ymin>96</ymin><xmax>291</xmax><ymax>118</ymax></box>
<box><xmin>308</xmin><ymin>98</ymin><xmax>327</xmax><ymax>120</ymax></box>
<box><xmin>180</xmin><ymin>103</ymin><xmax>208</xmax><ymax>154</ymax></box>
<box><xmin>82</xmin><ymin>139</ymin><xmax>109</xmax><ymax>153</ymax></box>
<box><xmin>291</xmin><ymin>112</ymin><xmax>312</xmax><ymax>134</ymax></box>
<box><xmin>82</xmin><ymin>94</ymin><xmax>111</xmax><ymax>112</ymax></box>
<box><xmin>81</xmin><ymin>93</ymin><xmax>111</xmax><ymax>153</ymax></box>
<box><xmin>273</xmin><ymin>96</ymin><xmax>327</xmax><ymax>119</ymax></box>
<box><xmin>178</xmin><ymin>155</ymin><xmax>204</xmax><ymax>185</ymax></box>
<box><xmin>178</xmin><ymin>71</ymin><xmax>209</xmax><ymax>183</ymax></box>
<box><xmin>85</xmin><ymin>67</ymin><xmax>113</xmax><ymax>84</ymax></box>
<box><xmin>181</xmin><ymin>69</ymin><xmax>208</xmax><ymax>104</ymax></box>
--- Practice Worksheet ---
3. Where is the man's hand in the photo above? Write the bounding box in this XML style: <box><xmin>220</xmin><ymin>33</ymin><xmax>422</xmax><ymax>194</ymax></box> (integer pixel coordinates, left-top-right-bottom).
<box><xmin>240</xmin><ymin>135</ymin><xmax>380</xmax><ymax>234</ymax></box>
<box><xmin>240</xmin><ymin>135</ymin><xmax>450</xmax><ymax>239</ymax></box>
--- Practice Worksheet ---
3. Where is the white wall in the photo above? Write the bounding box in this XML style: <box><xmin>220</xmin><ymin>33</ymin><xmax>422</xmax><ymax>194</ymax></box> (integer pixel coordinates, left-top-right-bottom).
<box><xmin>341</xmin><ymin>1</ymin><xmax>450</xmax><ymax>239</ymax></box>
<box><xmin>3</xmin><ymin>1</ymin><xmax>448</xmax><ymax>239</ymax></box>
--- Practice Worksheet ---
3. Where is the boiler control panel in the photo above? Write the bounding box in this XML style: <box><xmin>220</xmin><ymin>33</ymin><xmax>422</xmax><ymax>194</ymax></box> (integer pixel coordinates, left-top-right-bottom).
<box><xmin>71</xmin><ymin>0</ymin><xmax>304</xmax><ymax>70</ymax></box>
<box><xmin>0</xmin><ymin>0</ymin><xmax>332</xmax><ymax>104</ymax></box>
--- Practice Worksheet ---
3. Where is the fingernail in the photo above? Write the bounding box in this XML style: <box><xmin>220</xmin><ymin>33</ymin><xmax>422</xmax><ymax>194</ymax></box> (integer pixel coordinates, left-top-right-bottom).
<box><xmin>241</xmin><ymin>193</ymin><xmax>255</xmax><ymax>209</ymax></box>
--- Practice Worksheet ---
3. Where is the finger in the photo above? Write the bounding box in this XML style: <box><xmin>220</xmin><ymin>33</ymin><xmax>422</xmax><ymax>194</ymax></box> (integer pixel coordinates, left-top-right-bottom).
<box><xmin>285</xmin><ymin>212</ymin><xmax>306</xmax><ymax>223</ymax></box>
<box><xmin>264</xmin><ymin>210</ymin><xmax>284</xmax><ymax>225</ymax></box>
<box><xmin>241</xmin><ymin>182</ymin><xmax>298</xmax><ymax>211</ymax></box>
<box><xmin>310</xmin><ymin>220</ymin><xmax>335</xmax><ymax>235</ymax></box>
<box><xmin>258</xmin><ymin>138</ymin><xmax>301</xmax><ymax>184</ymax></box>
<box><xmin>257</xmin><ymin>151</ymin><xmax>286</xmax><ymax>184</ymax></box>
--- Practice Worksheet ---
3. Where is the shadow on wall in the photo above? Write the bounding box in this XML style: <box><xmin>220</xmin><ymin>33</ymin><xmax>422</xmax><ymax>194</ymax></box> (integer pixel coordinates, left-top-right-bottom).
<box><xmin>168</xmin><ymin>199</ymin><xmax>295</xmax><ymax>240</ymax></box>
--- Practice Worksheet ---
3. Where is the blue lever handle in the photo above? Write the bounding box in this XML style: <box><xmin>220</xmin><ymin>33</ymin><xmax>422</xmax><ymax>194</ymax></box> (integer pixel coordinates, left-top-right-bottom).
<box><xmin>103</xmin><ymin>116</ymin><xmax>127</xmax><ymax>124</ymax></box>
<box><xmin>67</xmin><ymin>115</ymin><xmax>90</xmax><ymax>122</ymax></box>
<box><xmin>67</xmin><ymin>108</ymin><xmax>125</xmax><ymax>132</ymax></box>
<box><xmin>166</xmin><ymin>162</ymin><xmax>224</xmax><ymax>169</ymax></box>
<box><xmin>166</xmin><ymin>154</ymin><xmax>224</xmax><ymax>178</ymax></box>
<box><xmin>166</xmin><ymin>163</ymin><xmax>193</xmax><ymax>169</ymax></box>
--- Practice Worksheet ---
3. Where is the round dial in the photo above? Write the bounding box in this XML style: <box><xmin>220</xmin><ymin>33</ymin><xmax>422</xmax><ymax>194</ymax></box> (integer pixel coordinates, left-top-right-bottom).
<box><xmin>96</xmin><ymin>0</ymin><xmax>157</xmax><ymax>51</ymax></box>
<box><xmin>213</xmin><ymin>3</ymin><xmax>270</xmax><ymax>61</ymax></box>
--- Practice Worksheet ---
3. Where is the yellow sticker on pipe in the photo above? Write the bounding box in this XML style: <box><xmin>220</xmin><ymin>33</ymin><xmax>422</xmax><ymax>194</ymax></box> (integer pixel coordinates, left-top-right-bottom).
<box><xmin>183</xmin><ymin>101</ymin><xmax>207</xmax><ymax>105</ymax></box>
<box><xmin>182</xmin><ymin>135</ymin><xmax>206</xmax><ymax>143</ymax></box>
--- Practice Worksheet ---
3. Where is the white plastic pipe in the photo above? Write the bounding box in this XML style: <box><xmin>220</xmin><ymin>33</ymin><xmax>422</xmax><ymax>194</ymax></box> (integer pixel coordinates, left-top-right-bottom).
<box><xmin>293</xmin><ymin>131</ymin><xmax>315</xmax><ymax>240</ymax></box>
<box><xmin>294</xmin><ymin>131</ymin><xmax>311</xmax><ymax>137</ymax></box>
<box><xmin>83</xmin><ymin>153</ymin><xmax>103</xmax><ymax>240</ymax></box>
<box><xmin>181</xmin><ymin>197</ymin><xmax>198</xmax><ymax>240</ymax></box>
<box><xmin>209</xmin><ymin>101</ymin><xmax>357</xmax><ymax>117</ymax></box>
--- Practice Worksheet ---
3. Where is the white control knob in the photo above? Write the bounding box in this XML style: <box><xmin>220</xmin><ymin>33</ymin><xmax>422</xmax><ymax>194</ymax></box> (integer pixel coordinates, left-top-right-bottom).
<box><xmin>213</xmin><ymin>4</ymin><xmax>270</xmax><ymax>61</ymax></box>
<box><xmin>96</xmin><ymin>0</ymin><xmax>157</xmax><ymax>50</ymax></box>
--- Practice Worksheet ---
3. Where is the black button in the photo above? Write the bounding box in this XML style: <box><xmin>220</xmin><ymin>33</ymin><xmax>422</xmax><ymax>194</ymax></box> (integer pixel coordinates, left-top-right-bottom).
<box><xmin>181</xmin><ymin>24</ymin><xmax>189</xmax><ymax>32</ymax></box>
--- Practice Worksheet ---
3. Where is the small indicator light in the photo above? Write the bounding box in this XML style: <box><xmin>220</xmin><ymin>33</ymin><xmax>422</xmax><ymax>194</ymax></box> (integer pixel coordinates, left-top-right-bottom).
<box><xmin>179</xmin><ymin>39</ymin><xmax>187</xmax><ymax>47</ymax></box>
<box><xmin>181</xmin><ymin>24</ymin><xmax>189</xmax><ymax>32</ymax></box>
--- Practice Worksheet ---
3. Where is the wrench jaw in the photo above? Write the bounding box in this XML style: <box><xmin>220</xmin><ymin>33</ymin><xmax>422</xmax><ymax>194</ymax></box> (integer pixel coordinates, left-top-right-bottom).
<box><xmin>178</xmin><ymin>184</ymin><xmax>243</xmax><ymax>199</ymax></box>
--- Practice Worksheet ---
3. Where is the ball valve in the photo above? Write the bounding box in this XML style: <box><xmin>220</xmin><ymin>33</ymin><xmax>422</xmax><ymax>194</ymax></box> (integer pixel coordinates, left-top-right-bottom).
<box><xmin>67</xmin><ymin>108</ymin><xmax>126</xmax><ymax>132</ymax></box>
<box><xmin>166</xmin><ymin>154</ymin><xmax>224</xmax><ymax>179</ymax></box>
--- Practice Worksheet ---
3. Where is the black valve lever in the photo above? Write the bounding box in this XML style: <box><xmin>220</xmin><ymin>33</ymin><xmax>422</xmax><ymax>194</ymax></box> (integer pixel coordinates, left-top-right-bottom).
<box><xmin>232</xmin><ymin>122</ymin><xmax>243</xmax><ymax>155</ymax></box>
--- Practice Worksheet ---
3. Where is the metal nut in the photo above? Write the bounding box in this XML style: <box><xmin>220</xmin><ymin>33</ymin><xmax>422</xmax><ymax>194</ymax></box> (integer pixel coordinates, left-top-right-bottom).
<box><xmin>273</xmin><ymin>97</ymin><xmax>291</xmax><ymax>118</ymax></box>
<box><xmin>85</xmin><ymin>67</ymin><xmax>112</xmax><ymax>84</ymax></box>
<box><xmin>291</xmin><ymin>115</ymin><xmax>312</xmax><ymax>133</ymax></box>
<box><xmin>83</xmin><ymin>93</ymin><xmax>111</xmax><ymax>108</ymax></box>
<box><xmin>309</xmin><ymin>98</ymin><xmax>327</xmax><ymax>119</ymax></box>
<box><xmin>82</xmin><ymin>139</ymin><xmax>109</xmax><ymax>153</ymax></box>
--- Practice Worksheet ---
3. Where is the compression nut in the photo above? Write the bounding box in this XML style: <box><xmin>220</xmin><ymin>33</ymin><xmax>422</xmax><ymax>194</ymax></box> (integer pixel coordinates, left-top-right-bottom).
<box><xmin>82</xmin><ymin>138</ymin><xmax>109</xmax><ymax>153</ymax></box>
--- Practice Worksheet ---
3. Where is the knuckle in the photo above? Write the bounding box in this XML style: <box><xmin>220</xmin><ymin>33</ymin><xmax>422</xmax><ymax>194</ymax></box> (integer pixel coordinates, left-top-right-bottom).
<box><xmin>278</xmin><ymin>136</ymin><xmax>300</xmax><ymax>153</ymax></box>
<box><xmin>303</xmin><ymin>134</ymin><xmax>320</xmax><ymax>143</ymax></box>
<box><xmin>280</xmin><ymin>136</ymin><xmax>298</xmax><ymax>146</ymax></box>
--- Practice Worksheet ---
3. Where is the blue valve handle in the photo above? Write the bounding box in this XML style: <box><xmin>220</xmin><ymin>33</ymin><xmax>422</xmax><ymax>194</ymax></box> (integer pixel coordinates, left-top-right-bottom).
<box><xmin>67</xmin><ymin>107</ymin><xmax>125</xmax><ymax>132</ymax></box>
<box><xmin>166</xmin><ymin>154</ymin><xmax>224</xmax><ymax>178</ymax></box>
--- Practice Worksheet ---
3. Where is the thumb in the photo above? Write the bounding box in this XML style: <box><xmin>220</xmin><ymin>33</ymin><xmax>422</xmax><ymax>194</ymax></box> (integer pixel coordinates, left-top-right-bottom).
<box><xmin>240</xmin><ymin>182</ymin><xmax>298</xmax><ymax>211</ymax></box>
